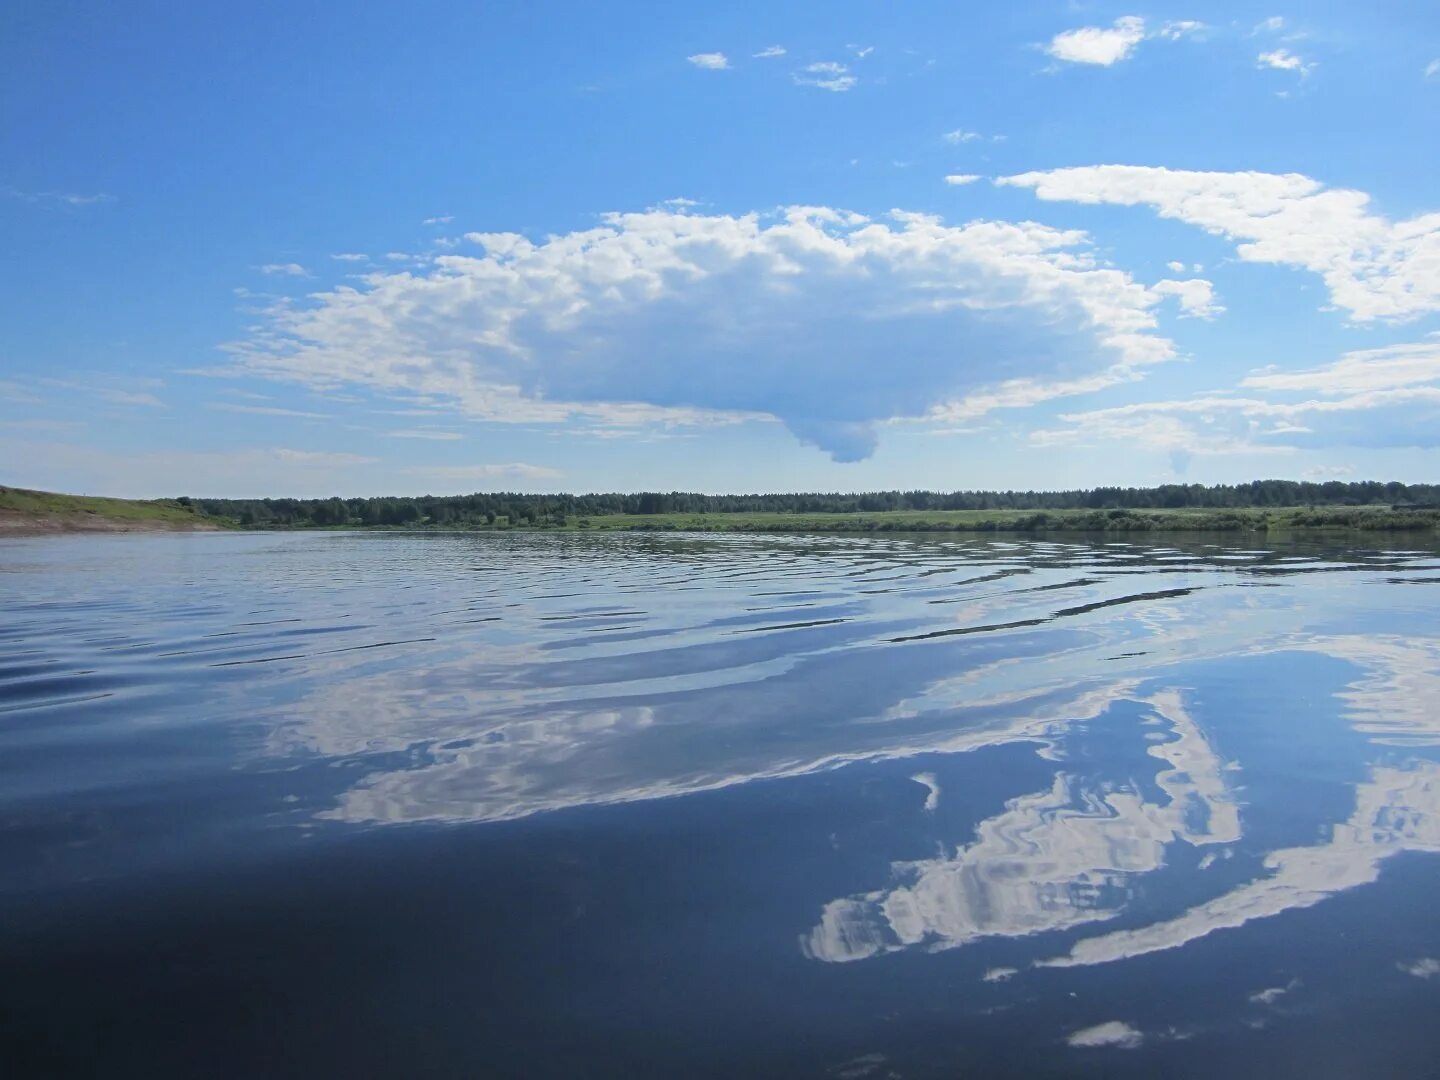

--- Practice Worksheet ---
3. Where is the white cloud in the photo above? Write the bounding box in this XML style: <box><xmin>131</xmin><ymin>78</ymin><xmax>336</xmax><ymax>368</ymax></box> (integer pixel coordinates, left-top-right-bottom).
<box><xmin>1156</xmin><ymin>20</ymin><xmax>1205</xmax><ymax>41</ymax></box>
<box><xmin>1046</xmin><ymin>16</ymin><xmax>1147</xmax><ymax>66</ymax></box>
<box><xmin>1067</xmin><ymin>1022</ymin><xmax>1143</xmax><ymax>1049</ymax></box>
<box><xmin>331</xmin><ymin>253</ymin><xmax>369</xmax><ymax>262</ymax></box>
<box><xmin>1425</xmin><ymin>59</ymin><xmax>1440</xmax><ymax>79</ymax></box>
<box><xmin>0</xmin><ymin>379</ymin><xmax>44</xmax><ymax>404</ymax></box>
<box><xmin>34</xmin><ymin>377</ymin><xmax>165</xmax><ymax>410</ymax></box>
<box><xmin>1167</xmin><ymin>260</ymin><xmax>1187</xmax><ymax>273</ymax></box>
<box><xmin>1242</xmin><ymin>341</ymin><xmax>1440</xmax><ymax>394</ymax></box>
<box><xmin>687</xmin><ymin>52</ymin><xmax>730</xmax><ymax>70</ymax></box>
<box><xmin>401</xmin><ymin>463</ymin><xmax>560</xmax><ymax>481</ymax></box>
<box><xmin>271</xmin><ymin>448</ymin><xmax>376</xmax><ymax>466</ymax></box>
<box><xmin>1254</xmin><ymin>16</ymin><xmax>1285</xmax><ymax>34</ymax></box>
<box><xmin>95</xmin><ymin>388</ymin><xmax>165</xmax><ymax>408</ymax></box>
<box><xmin>1257</xmin><ymin>48</ymin><xmax>1313</xmax><ymax>75</ymax></box>
<box><xmin>1152</xmin><ymin>277</ymin><xmax>1223</xmax><ymax>318</ymax></box>
<box><xmin>259</xmin><ymin>262</ymin><xmax>308</xmax><ymax>276</ymax></box>
<box><xmin>0</xmin><ymin>418</ymin><xmax>86</xmax><ymax>434</ymax></box>
<box><xmin>943</xmin><ymin>129</ymin><xmax>983</xmax><ymax>144</ymax></box>
<box><xmin>923</xmin><ymin>369</ymin><xmax>1143</xmax><ymax>425</ymax></box>
<box><xmin>385</xmin><ymin>429</ymin><xmax>464</xmax><ymax>440</ymax></box>
<box><xmin>753</xmin><ymin>45</ymin><xmax>786</xmax><ymax>59</ymax></box>
<box><xmin>227</xmin><ymin>204</ymin><xmax>1192</xmax><ymax>461</ymax></box>
<box><xmin>2</xmin><ymin>187</ymin><xmax>115</xmax><ymax>207</ymax></box>
<box><xmin>1031</xmin><ymin>404</ymin><xmax>1278</xmax><ymax>458</ymax></box>
<box><xmin>794</xmin><ymin>61</ymin><xmax>857</xmax><ymax>92</ymax></box>
<box><xmin>422</xmin><ymin>215</ymin><xmax>453</xmax><ymax>225</ymax></box>
<box><xmin>999</xmin><ymin>165</ymin><xmax>1440</xmax><ymax>322</ymax></box>
<box><xmin>1031</xmin><ymin>339</ymin><xmax>1440</xmax><ymax>453</ymax></box>
<box><xmin>944</xmin><ymin>174</ymin><xmax>981</xmax><ymax>186</ymax></box>
<box><xmin>209</xmin><ymin>402</ymin><xmax>329</xmax><ymax>418</ymax></box>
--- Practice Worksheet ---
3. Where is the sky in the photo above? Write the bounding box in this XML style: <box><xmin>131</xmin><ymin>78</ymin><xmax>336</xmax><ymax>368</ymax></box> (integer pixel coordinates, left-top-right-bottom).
<box><xmin>2</xmin><ymin>0</ymin><xmax>1438</xmax><ymax>498</ymax></box>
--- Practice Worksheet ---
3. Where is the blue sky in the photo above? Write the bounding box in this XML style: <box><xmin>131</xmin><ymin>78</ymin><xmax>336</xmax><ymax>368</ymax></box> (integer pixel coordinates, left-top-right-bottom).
<box><xmin>2</xmin><ymin>1</ymin><xmax>1438</xmax><ymax>497</ymax></box>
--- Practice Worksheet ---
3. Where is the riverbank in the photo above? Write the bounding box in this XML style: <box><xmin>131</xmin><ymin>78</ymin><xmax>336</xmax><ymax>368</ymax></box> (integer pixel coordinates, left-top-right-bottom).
<box><xmin>246</xmin><ymin>505</ymin><xmax>1440</xmax><ymax>535</ymax></box>
<box><xmin>557</xmin><ymin>506</ymin><xmax>1440</xmax><ymax>533</ymax></box>
<box><xmin>0</xmin><ymin>487</ymin><xmax>224</xmax><ymax>536</ymax></box>
<box><xmin>5</xmin><ymin>485</ymin><xmax>1437</xmax><ymax>537</ymax></box>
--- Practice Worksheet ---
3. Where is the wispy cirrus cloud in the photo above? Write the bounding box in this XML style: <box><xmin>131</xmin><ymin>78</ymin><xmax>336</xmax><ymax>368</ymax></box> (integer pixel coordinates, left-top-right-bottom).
<box><xmin>224</xmin><ymin>203</ymin><xmax>1208</xmax><ymax>461</ymax></box>
<box><xmin>270</xmin><ymin>448</ymin><xmax>375</xmax><ymax>465</ymax></box>
<box><xmin>33</xmin><ymin>376</ymin><xmax>165</xmax><ymax>409</ymax></box>
<box><xmin>3</xmin><ymin>187</ymin><xmax>115</xmax><ymax>207</ymax></box>
<box><xmin>1243</xmin><ymin>341</ymin><xmax>1440</xmax><ymax>394</ymax></box>
<box><xmin>385</xmin><ymin>429</ymin><xmax>464</xmax><ymax>440</ymax></box>
<box><xmin>0</xmin><ymin>380</ymin><xmax>44</xmax><ymax>405</ymax></box>
<box><xmin>401</xmin><ymin>463</ymin><xmax>560</xmax><ymax>482</ymax></box>
<box><xmin>208</xmin><ymin>402</ymin><xmax>329</xmax><ymax>418</ymax></box>
<box><xmin>1031</xmin><ymin>340</ymin><xmax>1440</xmax><ymax>455</ymax></box>
<box><xmin>95</xmin><ymin>388</ymin><xmax>165</xmax><ymax>408</ymax></box>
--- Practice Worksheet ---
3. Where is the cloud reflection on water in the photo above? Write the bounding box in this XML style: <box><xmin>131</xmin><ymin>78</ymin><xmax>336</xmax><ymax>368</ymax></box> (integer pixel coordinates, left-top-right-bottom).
<box><xmin>1046</xmin><ymin>760</ymin><xmax>1440</xmax><ymax>968</ymax></box>
<box><xmin>247</xmin><ymin>533</ymin><xmax>1440</xmax><ymax>975</ymax></box>
<box><xmin>803</xmin><ymin>691</ymin><xmax>1238</xmax><ymax>962</ymax></box>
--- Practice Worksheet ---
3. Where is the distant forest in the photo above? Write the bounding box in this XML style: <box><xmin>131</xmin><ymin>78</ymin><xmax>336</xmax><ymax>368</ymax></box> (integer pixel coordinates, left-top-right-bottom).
<box><xmin>185</xmin><ymin>480</ymin><xmax>1440</xmax><ymax>528</ymax></box>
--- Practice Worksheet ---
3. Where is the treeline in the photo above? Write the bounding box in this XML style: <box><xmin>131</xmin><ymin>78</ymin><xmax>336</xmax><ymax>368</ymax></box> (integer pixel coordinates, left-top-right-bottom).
<box><xmin>622</xmin><ymin>508</ymin><xmax>1440</xmax><ymax>534</ymax></box>
<box><xmin>182</xmin><ymin>480</ymin><xmax>1440</xmax><ymax>528</ymax></box>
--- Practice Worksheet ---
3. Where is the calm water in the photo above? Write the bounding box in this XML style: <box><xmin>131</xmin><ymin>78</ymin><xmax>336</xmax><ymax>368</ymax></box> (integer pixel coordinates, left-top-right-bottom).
<box><xmin>2</xmin><ymin>530</ymin><xmax>1439</xmax><ymax>1077</ymax></box>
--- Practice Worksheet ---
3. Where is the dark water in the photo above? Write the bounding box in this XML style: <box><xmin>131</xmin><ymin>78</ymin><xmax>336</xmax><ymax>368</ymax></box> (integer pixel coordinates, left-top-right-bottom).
<box><xmin>2</xmin><ymin>530</ymin><xmax>1439</xmax><ymax>1078</ymax></box>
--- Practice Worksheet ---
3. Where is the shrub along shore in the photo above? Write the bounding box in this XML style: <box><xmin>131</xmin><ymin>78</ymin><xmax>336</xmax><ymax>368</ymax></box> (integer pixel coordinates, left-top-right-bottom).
<box><xmin>5</xmin><ymin>483</ymin><xmax>1438</xmax><ymax>536</ymax></box>
<box><xmin>522</xmin><ymin>506</ymin><xmax>1440</xmax><ymax>533</ymax></box>
<box><xmin>184</xmin><ymin>482</ymin><xmax>1440</xmax><ymax>534</ymax></box>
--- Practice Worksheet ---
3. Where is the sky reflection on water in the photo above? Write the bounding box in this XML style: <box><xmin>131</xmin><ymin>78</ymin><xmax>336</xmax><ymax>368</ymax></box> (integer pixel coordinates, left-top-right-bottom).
<box><xmin>1</xmin><ymin>530</ymin><xmax>1438</xmax><ymax>1076</ymax></box>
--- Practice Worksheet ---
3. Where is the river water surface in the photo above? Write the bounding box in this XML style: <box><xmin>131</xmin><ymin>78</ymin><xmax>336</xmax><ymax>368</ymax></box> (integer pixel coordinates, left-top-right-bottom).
<box><xmin>2</xmin><ymin>530</ymin><xmax>1439</xmax><ymax>1077</ymax></box>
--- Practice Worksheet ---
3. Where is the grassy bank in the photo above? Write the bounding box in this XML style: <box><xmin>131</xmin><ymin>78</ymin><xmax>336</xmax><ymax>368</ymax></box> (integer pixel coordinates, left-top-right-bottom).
<box><xmin>5</xmin><ymin>486</ymin><xmax>1437</xmax><ymax>536</ymax></box>
<box><xmin>558</xmin><ymin>506</ymin><xmax>1440</xmax><ymax>533</ymax></box>
<box><xmin>0</xmin><ymin>486</ymin><xmax>225</xmax><ymax>534</ymax></box>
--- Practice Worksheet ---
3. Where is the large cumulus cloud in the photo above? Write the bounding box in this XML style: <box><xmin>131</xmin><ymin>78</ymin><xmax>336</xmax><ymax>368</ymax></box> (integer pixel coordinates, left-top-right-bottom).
<box><xmin>226</xmin><ymin>205</ymin><xmax>1205</xmax><ymax>460</ymax></box>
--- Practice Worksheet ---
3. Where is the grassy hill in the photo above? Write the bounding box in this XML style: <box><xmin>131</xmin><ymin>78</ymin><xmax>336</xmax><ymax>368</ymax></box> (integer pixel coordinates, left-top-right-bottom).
<box><xmin>0</xmin><ymin>486</ymin><xmax>227</xmax><ymax>535</ymax></box>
